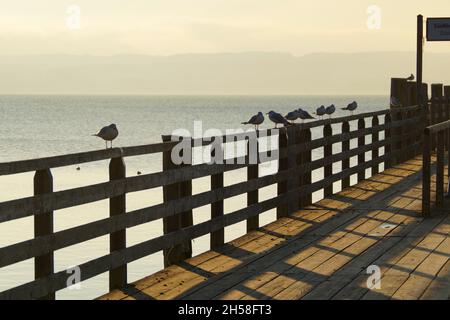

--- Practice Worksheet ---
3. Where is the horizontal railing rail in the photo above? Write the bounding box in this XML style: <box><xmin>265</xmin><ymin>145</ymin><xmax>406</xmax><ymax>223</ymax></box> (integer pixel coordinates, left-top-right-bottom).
<box><xmin>0</xmin><ymin>105</ymin><xmax>428</xmax><ymax>299</ymax></box>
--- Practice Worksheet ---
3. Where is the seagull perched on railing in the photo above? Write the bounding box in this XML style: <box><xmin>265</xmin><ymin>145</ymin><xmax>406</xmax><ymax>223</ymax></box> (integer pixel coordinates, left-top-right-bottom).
<box><xmin>285</xmin><ymin>110</ymin><xmax>300</xmax><ymax>123</ymax></box>
<box><xmin>267</xmin><ymin>111</ymin><xmax>289</xmax><ymax>128</ymax></box>
<box><xmin>342</xmin><ymin>101</ymin><xmax>358</xmax><ymax>115</ymax></box>
<box><xmin>242</xmin><ymin>112</ymin><xmax>264</xmax><ymax>130</ymax></box>
<box><xmin>325</xmin><ymin>104</ymin><xmax>336</xmax><ymax>119</ymax></box>
<box><xmin>92</xmin><ymin>124</ymin><xmax>119</xmax><ymax>149</ymax></box>
<box><xmin>314</xmin><ymin>105</ymin><xmax>326</xmax><ymax>119</ymax></box>
<box><xmin>297</xmin><ymin>108</ymin><xmax>315</xmax><ymax>123</ymax></box>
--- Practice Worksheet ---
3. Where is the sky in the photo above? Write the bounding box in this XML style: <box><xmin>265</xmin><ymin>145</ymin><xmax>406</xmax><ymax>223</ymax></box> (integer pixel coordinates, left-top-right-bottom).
<box><xmin>1</xmin><ymin>0</ymin><xmax>450</xmax><ymax>56</ymax></box>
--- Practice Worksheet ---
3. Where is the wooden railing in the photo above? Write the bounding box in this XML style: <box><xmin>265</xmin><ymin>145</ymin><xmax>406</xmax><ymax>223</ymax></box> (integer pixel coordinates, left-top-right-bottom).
<box><xmin>422</xmin><ymin>98</ymin><xmax>450</xmax><ymax>216</ymax></box>
<box><xmin>0</xmin><ymin>106</ymin><xmax>424</xmax><ymax>299</ymax></box>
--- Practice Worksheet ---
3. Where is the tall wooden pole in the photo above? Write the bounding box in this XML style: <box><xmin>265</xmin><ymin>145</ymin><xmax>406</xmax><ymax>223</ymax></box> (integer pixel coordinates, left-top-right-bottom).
<box><xmin>417</xmin><ymin>15</ymin><xmax>424</xmax><ymax>106</ymax></box>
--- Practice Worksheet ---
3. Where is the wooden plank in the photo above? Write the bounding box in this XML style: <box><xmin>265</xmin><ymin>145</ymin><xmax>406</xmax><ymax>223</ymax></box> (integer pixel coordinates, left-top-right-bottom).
<box><xmin>211</xmin><ymin>143</ymin><xmax>225</xmax><ymax>249</ymax></box>
<box><xmin>392</xmin><ymin>237</ymin><xmax>450</xmax><ymax>300</ymax></box>
<box><xmin>341</xmin><ymin>121</ymin><xmax>350</xmax><ymax>189</ymax></box>
<box><xmin>247</xmin><ymin>132</ymin><xmax>259</xmax><ymax>232</ymax></box>
<box><xmin>33</xmin><ymin>169</ymin><xmax>55</xmax><ymax>300</ymax></box>
<box><xmin>277</xmin><ymin>128</ymin><xmax>289</xmax><ymax>218</ymax></box>
<box><xmin>109</xmin><ymin>157</ymin><xmax>127</xmax><ymax>290</ymax></box>
<box><xmin>323</xmin><ymin>124</ymin><xmax>333</xmax><ymax>197</ymax></box>
<box><xmin>372</xmin><ymin>116</ymin><xmax>380</xmax><ymax>175</ymax></box>
<box><xmin>0</xmin><ymin>142</ymin><xmax>177</xmax><ymax>176</ymax></box>
<box><xmin>420</xmin><ymin>259</ymin><xmax>450</xmax><ymax>300</ymax></box>
<box><xmin>331</xmin><ymin>215</ymin><xmax>448</xmax><ymax>300</ymax></box>
<box><xmin>357</xmin><ymin>119</ymin><xmax>366</xmax><ymax>182</ymax></box>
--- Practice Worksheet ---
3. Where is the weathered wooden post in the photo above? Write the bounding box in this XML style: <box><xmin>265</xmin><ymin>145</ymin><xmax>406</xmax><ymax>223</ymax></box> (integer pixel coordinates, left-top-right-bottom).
<box><xmin>34</xmin><ymin>169</ymin><xmax>55</xmax><ymax>300</ymax></box>
<box><xmin>109</xmin><ymin>156</ymin><xmax>127</xmax><ymax>291</ymax></box>
<box><xmin>436</xmin><ymin>130</ymin><xmax>445</xmax><ymax>208</ymax></box>
<box><xmin>393</xmin><ymin>110</ymin><xmax>403</xmax><ymax>164</ymax></box>
<box><xmin>422</xmin><ymin>130</ymin><xmax>431</xmax><ymax>216</ymax></box>
<box><xmin>371</xmin><ymin>116</ymin><xmax>380</xmax><ymax>174</ymax></box>
<box><xmin>277</xmin><ymin>126</ymin><xmax>296</xmax><ymax>218</ymax></box>
<box><xmin>210</xmin><ymin>139</ymin><xmax>224</xmax><ymax>249</ymax></box>
<box><xmin>277</xmin><ymin>127</ymin><xmax>289</xmax><ymax>219</ymax></box>
<box><xmin>390</xmin><ymin>78</ymin><xmax>409</xmax><ymax>108</ymax></box>
<box><xmin>246</xmin><ymin>131</ymin><xmax>259</xmax><ymax>232</ymax></box>
<box><xmin>384</xmin><ymin>114</ymin><xmax>392</xmax><ymax>169</ymax></box>
<box><xmin>323</xmin><ymin>123</ymin><xmax>333</xmax><ymax>197</ymax></box>
<box><xmin>300</xmin><ymin>128</ymin><xmax>312</xmax><ymax>207</ymax></box>
<box><xmin>357</xmin><ymin>119</ymin><xmax>366</xmax><ymax>182</ymax></box>
<box><xmin>162</xmin><ymin>135</ymin><xmax>193</xmax><ymax>267</ymax></box>
<box><xmin>341</xmin><ymin>121</ymin><xmax>350</xmax><ymax>189</ymax></box>
<box><xmin>444</xmin><ymin>85</ymin><xmax>450</xmax><ymax>99</ymax></box>
<box><xmin>430</xmin><ymin>84</ymin><xmax>443</xmax><ymax>151</ymax></box>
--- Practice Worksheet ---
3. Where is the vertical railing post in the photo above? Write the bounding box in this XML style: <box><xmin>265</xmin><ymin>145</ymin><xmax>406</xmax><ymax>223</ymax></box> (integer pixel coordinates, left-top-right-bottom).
<box><xmin>246</xmin><ymin>131</ymin><xmax>259</xmax><ymax>233</ymax></box>
<box><xmin>371</xmin><ymin>116</ymin><xmax>380</xmax><ymax>175</ymax></box>
<box><xmin>277</xmin><ymin>127</ymin><xmax>289</xmax><ymax>219</ymax></box>
<box><xmin>423</xmin><ymin>130</ymin><xmax>431</xmax><ymax>216</ymax></box>
<box><xmin>357</xmin><ymin>119</ymin><xmax>366</xmax><ymax>182</ymax></box>
<box><xmin>34</xmin><ymin>169</ymin><xmax>55</xmax><ymax>300</ymax></box>
<box><xmin>161</xmin><ymin>135</ymin><xmax>192</xmax><ymax>267</ymax></box>
<box><xmin>210</xmin><ymin>139</ymin><xmax>224</xmax><ymax>249</ymax></box>
<box><xmin>393</xmin><ymin>111</ymin><xmax>403</xmax><ymax>164</ymax></box>
<box><xmin>323</xmin><ymin>123</ymin><xmax>333</xmax><ymax>197</ymax></box>
<box><xmin>299</xmin><ymin>128</ymin><xmax>312</xmax><ymax>208</ymax></box>
<box><xmin>436</xmin><ymin>130</ymin><xmax>445</xmax><ymax>208</ymax></box>
<box><xmin>341</xmin><ymin>121</ymin><xmax>350</xmax><ymax>189</ymax></box>
<box><xmin>109</xmin><ymin>156</ymin><xmax>127</xmax><ymax>291</ymax></box>
<box><xmin>277</xmin><ymin>127</ymin><xmax>296</xmax><ymax>218</ymax></box>
<box><xmin>384</xmin><ymin>113</ymin><xmax>392</xmax><ymax>169</ymax></box>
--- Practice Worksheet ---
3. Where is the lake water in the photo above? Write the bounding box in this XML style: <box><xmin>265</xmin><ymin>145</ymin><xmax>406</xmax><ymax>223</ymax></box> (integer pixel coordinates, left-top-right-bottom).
<box><xmin>0</xmin><ymin>95</ymin><xmax>388</xmax><ymax>299</ymax></box>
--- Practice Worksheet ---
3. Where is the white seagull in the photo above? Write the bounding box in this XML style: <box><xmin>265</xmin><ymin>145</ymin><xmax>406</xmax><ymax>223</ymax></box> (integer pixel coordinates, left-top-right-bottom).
<box><xmin>325</xmin><ymin>104</ymin><xmax>336</xmax><ymax>119</ymax></box>
<box><xmin>92</xmin><ymin>124</ymin><xmax>119</xmax><ymax>149</ymax></box>
<box><xmin>267</xmin><ymin>111</ymin><xmax>289</xmax><ymax>128</ymax></box>
<box><xmin>242</xmin><ymin>112</ymin><xmax>264</xmax><ymax>130</ymax></box>
<box><xmin>342</xmin><ymin>101</ymin><xmax>358</xmax><ymax>115</ymax></box>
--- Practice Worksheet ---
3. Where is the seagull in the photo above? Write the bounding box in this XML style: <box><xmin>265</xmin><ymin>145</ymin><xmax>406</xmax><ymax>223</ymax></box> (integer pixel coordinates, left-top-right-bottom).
<box><xmin>92</xmin><ymin>124</ymin><xmax>119</xmax><ymax>149</ymax></box>
<box><xmin>285</xmin><ymin>110</ymin><xmax>300</xmax><ymax>123</ymax></box>
<box><xmin>297</xmin><ymin>108</ymin><xmax>315</xmax><ymax>123</ymax></box>
<box><xmin>267</xmin><ymin>111</ymin><xmax>289</xmax><ymax>128</ymax></box>
<box><xmin>390</xmin><ymin>96</ymin><xmax>402</xmax><ymax>107</ymax></box>
<box><xmin>342</xmin><ymin>101</ymin><xmax>358</xmax><ymax>115</ymax></box>
<box><xmin>314</xmin><ymin>105</ymin><xmax>327</xmax><ymax>119</ymax></box>
<box><xmin>242</xmin><ymin>112</ymin><xmax>264</xmax><ymax>130</ymax></box>
<box><xmin>325</xmin><ymin>104</ymin><xmax>336</xmax><ymax>119</ymax></box>
<box><xmin>406</xmin><ymin>74</ymin><xmax>414</xmax><ymax>81</ymax></box>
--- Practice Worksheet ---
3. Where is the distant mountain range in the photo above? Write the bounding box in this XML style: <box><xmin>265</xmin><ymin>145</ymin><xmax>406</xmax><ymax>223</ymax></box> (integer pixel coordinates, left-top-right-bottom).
<box><xmin>0</xmin><ymin>52</ymin><xmax>449</xmax><ymax>95</ymax></box>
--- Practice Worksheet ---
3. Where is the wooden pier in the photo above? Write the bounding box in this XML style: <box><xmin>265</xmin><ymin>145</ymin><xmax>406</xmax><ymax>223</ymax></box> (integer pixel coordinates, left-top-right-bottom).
<box><xmin>0</xmin><ymin>79</ymin><xmax>449</xmax><ymax>300</ymax></box>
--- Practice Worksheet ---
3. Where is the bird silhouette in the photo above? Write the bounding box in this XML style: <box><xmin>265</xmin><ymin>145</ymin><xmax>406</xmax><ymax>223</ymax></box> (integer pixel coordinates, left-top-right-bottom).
<box><xmin>297</xmin><ymin>108</ymin><xmax>315</xmax><ymax>123</ymax></box>
<box><xmin>92</xmin><ymin>124</ymin><xmax>119</xmax><ymax>149</ymax></box>
<box><xmin>285</xmin><ymin>110</ymin><xmax>301</xmax><ymax>123</ymax></box>
<box><xmin>314</xmin><ymin>105</ymin><xmax>326</xmax><ymax>119</ymax></box>
<box><xmin>406</xmin><ymin>74</ymin><xmax>414</xmax><ymax>81</ymax></box>
<box><xmin>242</xmin><ymin>112</ymin><xmax>264</xmax><ymax>130</ymax></box>
<box><xmin>267</xmin><ymin>111</ymin><xmax>289</xmax><ymax>128</ymax></box>
<box><xmin>325</xmin><ymin>105</ymin><xmax>336</xmax><ymax>119</ymax></box>
<box><xmin>342</xmin><ymin>101</ymin><xmax>358</xmax><ymax>115</ymax></box>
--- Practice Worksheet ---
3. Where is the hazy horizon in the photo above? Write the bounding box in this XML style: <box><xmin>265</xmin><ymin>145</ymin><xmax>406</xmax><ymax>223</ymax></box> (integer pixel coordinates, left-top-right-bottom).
<box><xmin>0</xmin><ymin>51</ymin><xmax>449</xmax><ymax>95</ymax></box>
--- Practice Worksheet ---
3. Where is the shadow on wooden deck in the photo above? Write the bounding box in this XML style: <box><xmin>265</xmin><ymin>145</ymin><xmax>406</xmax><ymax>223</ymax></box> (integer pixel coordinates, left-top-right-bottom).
<box><xmin>99</xmin><ymin>156</ymin><xmax>450</xmax><ymax>300</ymax></box>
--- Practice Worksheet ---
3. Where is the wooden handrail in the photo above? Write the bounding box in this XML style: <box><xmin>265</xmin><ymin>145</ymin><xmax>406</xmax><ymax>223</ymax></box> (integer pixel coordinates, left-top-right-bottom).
<box><xmin>0</xmin><ymin>104</ymin><xmax>428</xmax><ymax>300</ymax></box>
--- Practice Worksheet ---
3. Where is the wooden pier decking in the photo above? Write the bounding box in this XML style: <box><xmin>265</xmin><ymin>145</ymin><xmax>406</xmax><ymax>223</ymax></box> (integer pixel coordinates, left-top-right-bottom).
<box><xmin>100</xmin><ymin>156</ymin><xmax>450</xmax><ymax>300</ymax></box>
